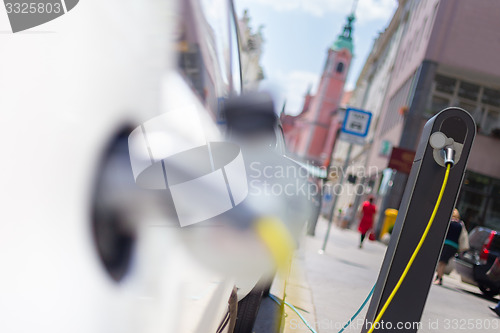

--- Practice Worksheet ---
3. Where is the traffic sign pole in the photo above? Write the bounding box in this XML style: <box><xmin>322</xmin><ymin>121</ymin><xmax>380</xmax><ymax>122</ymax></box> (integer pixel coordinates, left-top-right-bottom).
<box><xmin>320</xmin><ymin>107</ymin><xmax>372</xmax><ymax>253</ymax></box>
<box><xmin>320</xmin><ymin>143</ymin><xmax>352</xmax><ymax>253</ymax></box>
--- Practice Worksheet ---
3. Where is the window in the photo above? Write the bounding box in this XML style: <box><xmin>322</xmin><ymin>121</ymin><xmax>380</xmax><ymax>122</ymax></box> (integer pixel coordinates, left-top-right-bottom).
<box><xmin>463</xmin><ymin>172</ymin><xmax>491</xmax><ymax>192</ymax></box>
<box><xmin>482</xmin><ymin>88</ymin><xmax>500</xmax><ymax>107</ymax></box>
<box><xmin>457</xmin><ymin>100</ymin><xmax>476</xmax><ymax>114</ymax></box>
<box><xmin>430</xmin><ymin>95</ymin><xmax>449</xmax><ymax>114</ymax></box>
<box><xmin>458</xmin><ymin>190</ymin><xmax>488</xmax><ymax>229</ymax></box>
<box><xmin>485</xmin><ymin>184</ymin><xmax>500</xmax><ymax>230</ymax></box>
<box><xmin>457</xmin><ymin>172</ymin><xmax>500</xmax><ymax>231</ymax></box>
<box><xmin>428</xmin><ymin>73</ymin><xmax>500</xmax><ymax>138</ymax></box>
<box><xmin>336</xmin><ymin>62</ymin><xmax>344</xmax><ymax>74</ymax></box>
<box><xmin>470</xmin><ymin>106</ymin><xmax>484</xmax><ymax>125</ymax></box>
<box><xmin>435</xmin><ymin>74</ymin><xmax>456</xmax><ymax>94</ymax></box>
<box><xmin>458</xmin><ymin>81</ymin><xmax>479</xmax><ymax>101</ymax></box>
<box><xmin>483</xmin><ymin>109</ymin><xmax>500</xmax><ymax>137</ymax></box>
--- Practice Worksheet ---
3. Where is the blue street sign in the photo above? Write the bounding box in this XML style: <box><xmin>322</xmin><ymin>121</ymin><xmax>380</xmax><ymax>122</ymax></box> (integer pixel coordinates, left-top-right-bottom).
<box><xmin>341</xmin><ymin>107</ymin><xmax>372</xmax><ymax>137</ymax></box>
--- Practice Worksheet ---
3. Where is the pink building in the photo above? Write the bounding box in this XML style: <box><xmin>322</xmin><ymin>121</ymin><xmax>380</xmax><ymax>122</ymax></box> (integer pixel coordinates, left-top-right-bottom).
<box><xmin>281</xmin><ymin>14</ymin><xmax>354</xmax><ymax>167</ymax></box>
<box><xmin>357</xmin><ymin>0</ymin><xmax>500</xmax><ymax>230</ymax></box>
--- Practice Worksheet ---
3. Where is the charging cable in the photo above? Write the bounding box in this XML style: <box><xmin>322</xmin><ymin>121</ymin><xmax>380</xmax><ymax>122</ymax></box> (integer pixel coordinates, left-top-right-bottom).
<box><xmin>269</xmin><ymin>294</ymin><xmax>317</xmax><ymax>333</ymax></box>
<box><xmin>269</xmin><ymin>284</ymin><xmax>376</xmax><ymax>333</ymax></box>
<box><xmin>367</xmin><ymin>163</ymin><xmax>451</xmax><ymax>333</ymax></box>
<box><xmin>338</xmin><ymin>284</ymin><xmax>376</xmax><ymax>333</ymax></box>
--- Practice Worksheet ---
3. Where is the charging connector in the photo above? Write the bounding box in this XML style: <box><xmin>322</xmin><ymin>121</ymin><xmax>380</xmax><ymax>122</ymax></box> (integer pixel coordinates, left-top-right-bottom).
<box><xmin>443</xmin><ymin>147</ymin><xmax>455</xmax><ymax>167</ymax></box>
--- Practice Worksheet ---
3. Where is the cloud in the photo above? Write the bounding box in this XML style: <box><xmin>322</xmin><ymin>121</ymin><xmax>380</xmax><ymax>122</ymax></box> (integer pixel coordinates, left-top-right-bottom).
<box><xmin>356</xmin><ymin>0</ymin><xmax>398</xmax><ymax>23</ymax></box>
<box><xmin>260</xmin><ymin>70</ymin><xmax>320</xmax><ymax>116</ymax></box>
<box><xmin>237</xmin><ymin>0</ymin><xmax>397</xmax><ymax>23</ymax></box>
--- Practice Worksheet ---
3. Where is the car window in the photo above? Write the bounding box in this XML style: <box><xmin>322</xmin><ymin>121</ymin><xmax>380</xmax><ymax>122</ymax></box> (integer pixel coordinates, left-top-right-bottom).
<box><xmin>468</xmin><ymin>228</ymin><xmax>491</xmax><ymax>250</ymax></box>
<box><xmin>229</xmin><ymin>3</ymin><xmax>242</xmax><ymax>95</ymax></box>
<box><xmin>176</xmin><ymin>0</ymin><xmax>210</xmax><ymax>102</ymax></box>
<box><xmin>176</xmin><ymin>0</ymin><xmax>240</xmax><ymax>124</ymax></box>
<box><xmin>199</xmin><ymin>0</ymin><xmax>230</xmax><ymax>91</ymax></box>
<box><xmin>275</xmin><ymin>126</ymin><xmax>286</xmax><ymax>155</ymax></box>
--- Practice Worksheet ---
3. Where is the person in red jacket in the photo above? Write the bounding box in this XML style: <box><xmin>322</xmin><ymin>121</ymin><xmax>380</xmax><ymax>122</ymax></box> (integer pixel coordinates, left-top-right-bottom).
<box><xmin>358</xmin><ymin>196</ymin><xmax>377</xmax><ymax>248</ymax></box>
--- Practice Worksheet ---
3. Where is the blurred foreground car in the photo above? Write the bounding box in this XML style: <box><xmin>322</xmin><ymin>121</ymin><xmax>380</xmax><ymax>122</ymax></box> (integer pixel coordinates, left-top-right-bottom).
<box><xmin>273</xmin><ymin>122</ymin><xmax>323</xmax><ymax>237</ymax></box>
<box><xmin>0</xmin><ymin>0</ymin><xmax>296</xmax><ymax>332</ymax></box>
<box><xmin>222</xmin><ymin>93</ymin><xmax>312</xmax><ymax>331</ymax></box>
<box><xmin>454</xmin><ymin>227</ymin><xmax>500</xmax><ymax>296</ymax></box>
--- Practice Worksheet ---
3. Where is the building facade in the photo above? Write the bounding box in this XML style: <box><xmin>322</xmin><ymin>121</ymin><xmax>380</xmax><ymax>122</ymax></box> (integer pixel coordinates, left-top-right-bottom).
<box><xmin>353</xmin><ymin>0</ymin><xmax>500</xmax><ymax>231</ymax></box>
<box><xmin>238</xmin><ymin>10</ymin><xmax>265</xmax><ymax>92</ymax></box>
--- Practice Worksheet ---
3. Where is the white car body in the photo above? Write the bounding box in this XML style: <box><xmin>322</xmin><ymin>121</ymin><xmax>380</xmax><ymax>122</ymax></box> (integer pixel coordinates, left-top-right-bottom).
<box><xmin>0</xmin><ymin>0</ymin><xmax>261</xmax><ymax>332</ymax></box>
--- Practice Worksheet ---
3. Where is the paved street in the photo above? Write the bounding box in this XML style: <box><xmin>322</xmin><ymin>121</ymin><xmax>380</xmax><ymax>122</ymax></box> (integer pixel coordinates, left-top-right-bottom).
<box><xmin>274</xmin><ymin>217</ymin><xmax>500</xmax><ymax>333</ymax></box>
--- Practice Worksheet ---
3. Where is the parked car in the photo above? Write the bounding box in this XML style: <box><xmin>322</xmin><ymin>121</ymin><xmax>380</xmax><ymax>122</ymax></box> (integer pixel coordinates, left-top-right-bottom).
<box><xmin>221</xmin><ymin>93</ymin><xmax>313</xmax><ymax>331</ymax></box>
<box><xmin>275</xmin><ymin>121</ymin><xmax>323</xmax><ymax>237</ymax></box>
<box><xmin>454</xmin><ymin>227</ymin><xmax>500</xmax><ymax>296</ymax></box>
<box><xmin>0</xmin><ymin>0</ymin><xmax>289</xmax><ymax>332</ymax></box>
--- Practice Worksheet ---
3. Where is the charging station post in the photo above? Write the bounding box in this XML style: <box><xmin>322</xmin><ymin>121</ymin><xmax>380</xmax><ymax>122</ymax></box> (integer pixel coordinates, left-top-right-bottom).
<box><xmin>361</xmin><ymin>108</ymin><xmax>476</xmax><ymax>332</ymax></box>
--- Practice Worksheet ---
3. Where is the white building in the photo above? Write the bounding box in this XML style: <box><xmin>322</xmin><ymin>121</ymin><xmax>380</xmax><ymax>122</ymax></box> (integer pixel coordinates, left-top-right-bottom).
<box><xmin>238</xmin><ymin>10</ymin><xmax>265</xmax><ymax>91</ymax></box>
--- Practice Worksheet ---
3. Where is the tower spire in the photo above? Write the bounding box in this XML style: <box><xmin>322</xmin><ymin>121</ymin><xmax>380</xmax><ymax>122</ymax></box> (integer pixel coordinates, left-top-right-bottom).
<box><xmin>351</xmin><ymin>0</ymin><xmax>359</xmax><ymax>15</ymax></box>
<box><xmin>331</xmin><ymin>0</ymin><xmax>356</xmax><ymax>52</ymax></box>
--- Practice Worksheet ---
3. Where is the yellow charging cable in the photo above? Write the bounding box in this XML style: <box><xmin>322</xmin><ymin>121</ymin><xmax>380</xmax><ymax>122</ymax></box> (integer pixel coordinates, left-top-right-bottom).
<box><xmin>254</xmin><ymin>217</ymin><xmax>294</xmax><ymax>271</ymax></box>
<box><xmin>367</xmin><ymin>164</ymin><xmax>451</xmax><ymax>333</ymax></box>
<box><xmin>255</xmin><ymin>217</ymin><xmax>295</xmax><ymax>331</ymax></box>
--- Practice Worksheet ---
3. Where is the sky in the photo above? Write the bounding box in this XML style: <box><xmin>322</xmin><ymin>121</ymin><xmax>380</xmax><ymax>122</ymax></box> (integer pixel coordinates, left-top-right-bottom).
<box><xmin>233</xmin><ymin>0</ymin><xmax>398</xmax><ymax>115</ymax></box>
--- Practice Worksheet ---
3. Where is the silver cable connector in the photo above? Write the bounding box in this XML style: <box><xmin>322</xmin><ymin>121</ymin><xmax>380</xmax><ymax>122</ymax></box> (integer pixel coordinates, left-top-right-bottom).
<box><xmin>443</xmin><ymin>147</ymin><xmax>455</xmax><ymax>166</ymax></box>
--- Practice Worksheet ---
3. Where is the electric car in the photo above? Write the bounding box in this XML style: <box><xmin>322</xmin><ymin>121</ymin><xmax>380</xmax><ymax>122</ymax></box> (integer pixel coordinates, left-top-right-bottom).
<box><xmin>0</xmin><ymin>0</ymin><xmax>284</xmax><ymax>332</ymax></box>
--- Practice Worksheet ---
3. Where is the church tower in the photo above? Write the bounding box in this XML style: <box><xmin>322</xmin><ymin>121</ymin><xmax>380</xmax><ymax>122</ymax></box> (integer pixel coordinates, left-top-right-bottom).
<box><xmin>293</xmin><ymin>10</ymin><xmax>355</xmax><ymax>165</ymax></box>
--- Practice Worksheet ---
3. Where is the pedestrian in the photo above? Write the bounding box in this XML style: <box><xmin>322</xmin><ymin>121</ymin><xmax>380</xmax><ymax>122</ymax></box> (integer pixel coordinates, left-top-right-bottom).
<box><xmin>489</xmin><ymin>300</ymin><xmax>500</xmax><ymax>317</ymax></box>
<box><xmin>487</xmin><ymin>258</ymin><xmax>500</xmax><ymax>317</ymax></box>
<box><xmin>358</xmin><ymin>196</ymin><xmax>376</xmax><ymax>248</ymax></box>
<box><xmin>434</xmin><ymin>208</ymin><xmax>463</xmax><ymax>285</ymax></box>
<box><xmin>340</xmin><ymin>203</ymin><xmax>353</xmax><ymax>229</ymax></box>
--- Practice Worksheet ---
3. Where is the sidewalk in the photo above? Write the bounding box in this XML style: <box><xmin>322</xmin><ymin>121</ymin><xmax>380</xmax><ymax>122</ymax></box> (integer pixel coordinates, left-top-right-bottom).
<box><xmin>279</xmin><ymin>217</ymin><xmax>387</xmax><ymax>333</ymax></box>
<box><xmin>279</xmin><ymin>217</ymin><xmax>500</xmax><ymax>333</ymax></box>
